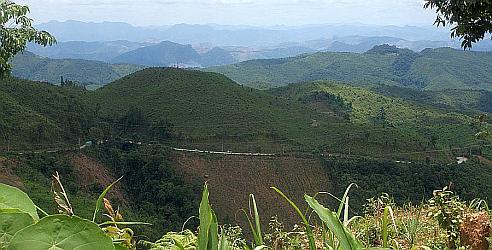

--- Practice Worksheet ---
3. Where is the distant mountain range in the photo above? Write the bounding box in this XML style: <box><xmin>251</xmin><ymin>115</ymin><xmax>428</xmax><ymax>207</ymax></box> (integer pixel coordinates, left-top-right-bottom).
<box><xmin>209</xmin><ymin>45</ymin><xmax>492</xmax><ymax>91</ymax></box>
<box><xmin>110</xmin><ymin>41</ymin><xmax>235</xmax><ymax>67</ymax></box>
<box><xmin>36</xmin><ymin>21</ymin><xmax>454</xmax><ymax>46</ymax></box>
<box><xmin>27</xmin><ymin>40</ymin><xmax>151</xmax><ymax>62</ymax></box>
<box><xmin>15</xmin><ymin>43</ymin><xmax>492</xmax><ymax>91</ymax></box>
<box><xmin>26</xmin><ymin>35</ymin><xmax>492</xmax><ymax>70</ymax></box>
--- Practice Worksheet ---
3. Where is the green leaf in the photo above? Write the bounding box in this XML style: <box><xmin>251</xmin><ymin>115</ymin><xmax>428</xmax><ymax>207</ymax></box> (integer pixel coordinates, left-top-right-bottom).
<box><xmin>337</xmin><ymin>183</ymin><xmax>357</xmax><ymax>219</ymax></box>
<box><xmin>251</xmin><ymin>194</ymin><xmax>263</xmax><ymax>246</ymax></box>
<box><xmin>0</xmin><ymin>183</ymin><xmax>39</xmax><ymax>221</ymax></box>
<box><xmin>382</xmin><ymin>207</ymin><xmax>389</xmax><ymax>248</ymax></box>
<box><xmin>113</xmin><ymin>243</ymin><xmax>130</xmax><ymax>250</ymax></box>
<box><xmin>208</xmin><ymin>211</ymin><xmax>219</xmax><ymax>250</ymax></box>
<box><xmin>198</xmin><ymin>184</ymin><xmax>213</xmax><ymax>250</ymax></box>
<box><xmin>305</xmin><ymin>195</ymin><xmax>363</xmax><ymax>250</ymax></box>
<box><xmin>92</xmin><ymin>176</ymin><xmax>123</xmax><ymax>222</ymax></box>
<box><xmin>242</xmin><ymin>194</ymin><xmax>264</xmax><ymax>247</ymax></box>
<box><xmin>0</xmin><ymin>211</ymin><xmax>35</xmax><ymax>248</ymax></box>
<box><xmin>7</xmin><ymin>215</ymin><xmax>115</xmax><ymax>250</ymax></box>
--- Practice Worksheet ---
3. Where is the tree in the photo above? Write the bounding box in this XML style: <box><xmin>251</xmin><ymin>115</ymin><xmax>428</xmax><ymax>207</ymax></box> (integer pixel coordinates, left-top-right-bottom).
<box><xmin>424</xmin><ymin>0</ymin><xmax>492</xmax><ymax>49</ymax></box>
<box><xmin>0</xmin><ymin>0</ymin><xmax>55</xmax><ymax>77</ymax></box>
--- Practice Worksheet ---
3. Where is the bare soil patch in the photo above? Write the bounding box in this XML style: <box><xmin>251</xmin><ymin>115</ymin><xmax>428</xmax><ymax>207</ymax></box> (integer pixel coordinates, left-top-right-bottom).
<box><xmin>0</xmin><ymin>157</ymin><xmax>24</xmax><ymax>189</ymax></box>
<box><xmin>68</xmin><ymin>153</ymin><xmax>127</xmax><ymax>205</ymax></box>
<box><xmin>172</xmin><ymin>152</ymin><xmax>334</xmax><ymax>229</ymax></box>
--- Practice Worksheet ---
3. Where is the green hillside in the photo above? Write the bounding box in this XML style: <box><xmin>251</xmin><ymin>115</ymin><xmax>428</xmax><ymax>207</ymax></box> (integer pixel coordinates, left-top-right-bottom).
<box><xmin>88</xmin><ymin>68</ymin><xmax>354</xmax><ymax>149</ymax></box>
<box><xmin>209</xmin><ymin>46</ymin><xmax>492</xmax><ymax>91</ymax></box>
<box><xmin>372</xmin><ymin>85</ymin><xmax>492</xmax><ymax>114</ymax></box>
<box><xmin>0</xmin><ymin>77</ymin><xmax>95</xmax><ymax>149</ymax></box>
<box><xmin>2</xmin><ymin>68</ymin><xmax>492</xmax><ymax>242</ymax></box>
<box><xmin>86</xmin><ymin>68</ymin><xmax>486</xmax><ymax>161</ymax></box>
<box><xmin>270</xmin><ymin>81</ymin><xmax>483</xmax><ymax>153</ymax></box>
<box><xmin>11</xmin><ymin>51</ymin><xmax>145</xmax><ymax>86</ymax></box>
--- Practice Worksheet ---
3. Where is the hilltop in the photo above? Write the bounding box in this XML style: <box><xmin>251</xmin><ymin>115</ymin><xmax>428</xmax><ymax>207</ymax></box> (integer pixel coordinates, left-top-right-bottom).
<box><xmin>111</xmin><ymin>41</ymin><xmax>235</xmax><ymax>67</ymax></box>
<box><xmin>88</xmin><ymin>67</ymin><xmax>348</xmax><ymax>147</ymax></box>
<box><xmin>11</xmin><ymin>51</ymin><xmax>145</xmax><ymax>86</ymax></box>
<box><xmin>209</xmin><ymin>46</ymin><xmax>492</xmax><ymax>91</ymax></box>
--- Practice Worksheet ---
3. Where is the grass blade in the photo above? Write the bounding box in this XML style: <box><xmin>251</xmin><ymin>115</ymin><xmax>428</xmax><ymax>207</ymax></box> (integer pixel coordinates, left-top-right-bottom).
<box><xmin>92</xmin><ymin>176</ymin><xmax>123</xmax><ymax>222</ymax></box>
<box><xmin>250</xmin><ymin>194</ymin><xmax>263</xmax><ymax>246</ymax></box>
<box><xmin>382</xmin><ymin>206</ymin><xmax>389</xmax><ymax>248</ymax></box>
<box><xmin>337</xmin><ymin>183</ymin><xmax>357</xmax><ymax>219</ymax></box>
<box><xmin>271</xmin><ymin>187</ymin><xmax>316</xmax><ymax>250</ymax></box>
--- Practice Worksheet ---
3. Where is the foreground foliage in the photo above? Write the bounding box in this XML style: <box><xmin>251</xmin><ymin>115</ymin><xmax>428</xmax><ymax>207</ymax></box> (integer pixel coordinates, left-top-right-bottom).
<box><xmin>0</xmin><ymin>0</ymin><xmax>55</xmax><ymax>77</ymax></box>
<box><xmin>2</xmin><ymin>173</ymin><xmax>492</xmax><ymax>250</ymax></box>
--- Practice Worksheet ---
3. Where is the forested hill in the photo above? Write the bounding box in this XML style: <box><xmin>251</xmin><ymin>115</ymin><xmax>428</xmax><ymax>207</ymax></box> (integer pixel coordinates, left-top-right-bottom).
<box><xmin>2</xmin><ymin>68</ymin><xmax>492</xmax><ymax>240</ymax></box>
<box><xmin>208</xmin><ymin>45</ymin><xmax>492</xmax><ymax>91</ymax></box>
<box><xmin>11</xmin><ymin>51</ymin><xmax>145</xmax><ymax>86</ymax></box>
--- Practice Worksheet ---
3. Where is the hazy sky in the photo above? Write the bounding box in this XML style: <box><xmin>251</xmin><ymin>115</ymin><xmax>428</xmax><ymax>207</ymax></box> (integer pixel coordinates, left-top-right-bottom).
<box><xmin>18</xmin><ymin>0</ymin><xmax>438</xmax><ymax>27</ymax></box>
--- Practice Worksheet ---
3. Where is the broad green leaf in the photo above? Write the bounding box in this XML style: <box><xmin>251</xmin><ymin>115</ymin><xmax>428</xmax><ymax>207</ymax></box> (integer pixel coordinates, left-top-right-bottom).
<box><xmin>7</xmin><ymin>215</ymin><xmax>115</xmax><ymax>250</ymax></box>
<box><xmin>305</xmin><ymin>195</ymin><xmax>363</xmax><ymax>250</ymax></box>
<box><xmin>0</xmin><ymin>183</ymin><xmax>38</xmax><ymax>221</ymax></box>
<box><xmin>0</xmin><ymin>212</ymin><xmax>34</xmax><ymax>248</ymax></box>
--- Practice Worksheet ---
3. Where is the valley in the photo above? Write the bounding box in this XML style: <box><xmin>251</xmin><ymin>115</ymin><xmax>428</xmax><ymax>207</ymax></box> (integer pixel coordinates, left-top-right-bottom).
<box><xmin>1</xmin><ymin>62</ymin><xmax>491</xmax><ymax>240</ymax></box>
<box><xmin>2</xmin><ymin>6</ymin><xmax>492</xmax><ymax>248</ymax></box>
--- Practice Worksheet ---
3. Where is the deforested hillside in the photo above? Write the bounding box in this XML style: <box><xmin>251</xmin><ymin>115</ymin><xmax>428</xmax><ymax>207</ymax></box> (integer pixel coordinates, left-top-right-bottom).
<box><xmin>209</xmin><ymin>45</ymin><xmax>492</xmax><ymax>91</ymax></box>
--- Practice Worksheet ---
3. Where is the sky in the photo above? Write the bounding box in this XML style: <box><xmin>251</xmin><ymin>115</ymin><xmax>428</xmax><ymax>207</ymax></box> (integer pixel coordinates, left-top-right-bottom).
<box><xmin>18</xmin><ymin>0</ymin><xmax>438</xmax><ymax>27</ymax></box>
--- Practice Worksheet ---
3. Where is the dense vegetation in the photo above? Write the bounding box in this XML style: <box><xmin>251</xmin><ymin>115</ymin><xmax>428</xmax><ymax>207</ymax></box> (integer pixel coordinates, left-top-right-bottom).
<box><xmin>209</xmin><ymin>46</ymin><xmax>492</xmax><ymax>91</ymax></box>
<box><xmin>0</xmin><ymin>77</ymin><xmax>95</xmax><ymax>149</ymax></box>
<box><xmin>3</xmin><ymin>174</ymin><xmax>492</xmax><ymax>250</ymax></box>
<box><xmin>270</xmin><ymin>81</ymin><xmax>486</xmax><ymax>159</ymax></box>
<box><xmin>11</xmin><ymin>51</ymin><xmax>145</xmax><ymax>86</ymax></box>
<box><xmin>1</xmin><ymin>67</ymin><xmax>492</xmax><ymax>246</ymax></box>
